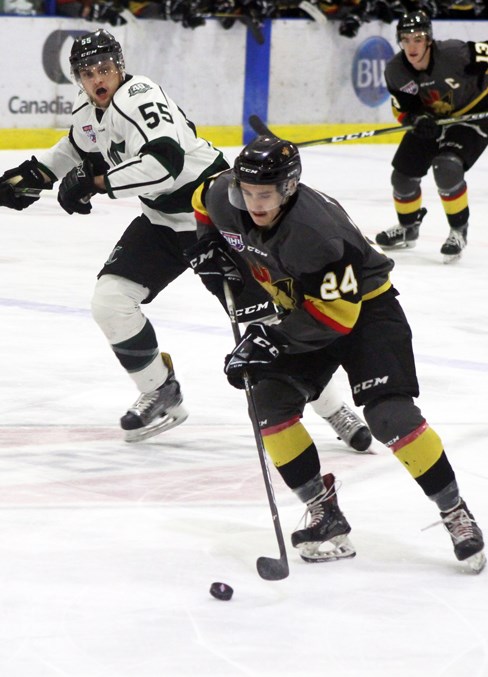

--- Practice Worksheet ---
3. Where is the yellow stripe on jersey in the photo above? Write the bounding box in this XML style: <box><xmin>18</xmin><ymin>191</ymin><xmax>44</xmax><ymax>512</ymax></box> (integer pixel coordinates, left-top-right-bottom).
<box><xmin>191</xmin><ymin>182</ymin><xmax>208</xmax><ymax>215</ymax></box>
<box><xmin>303</xmin><ymin>295</ymin><xmax>360</xmax><ymax>334</ymax></box>
<box><xmin>440</xmin><ymin>187</ymin><xmax>468</xmax><ymax>215</ymax></box>
<box><xmin>392</xmin><ymin>423</ymin><xmax>444</xmax><ymax>479</ymax></box>
<box><xmin>363</xmin><ymin>278</ymin><xmax>392</xmax><ymax>301</ymax></box>
<box><xmin>262</xmin><ymin>417</ymin><xmax>314</xmax><ymax>467</ymax></box>
<box><xmin>454</xmin><ymin>87</ymin><xmax>488</xmax><ymax>116</ymax></box>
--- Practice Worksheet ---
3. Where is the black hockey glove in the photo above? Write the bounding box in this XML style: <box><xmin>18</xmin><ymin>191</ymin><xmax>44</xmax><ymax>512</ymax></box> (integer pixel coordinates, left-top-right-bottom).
<box><xmin>0</xmin><ymin>157</ymin><xmax>52</xmax><ymax>210</ymax></box>
<box><xmin>411</xmin><ymin>114</ymin><xmax>441</xmax><ymax>140</ymax></box>
<box><xmin>88</xmin><ymin>2</ymin><xmax>128</xmax><ymax>26</ymax></box>
<box><xmin>58</xmin><ymin>159</ymin><xmax>96</xmax><ymax>215</ymax></box>
<box><xmin>224</xmin><ymin>323</ymin><xmax>282</xmax><ymax>389</ymax></box>
<box><xmin>339</xmin><ymin>13</ymin><xmax>362</xmax><ymax>38</ymax></box>
<box><xmin>185</xmin><ymin>235</ymin><xmax>244</xmax><ymax>300</ymax></box>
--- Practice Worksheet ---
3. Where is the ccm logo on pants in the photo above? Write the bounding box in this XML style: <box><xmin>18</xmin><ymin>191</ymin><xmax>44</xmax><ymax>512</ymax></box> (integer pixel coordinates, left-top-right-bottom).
<box><xmin>353</xmin><ymin>376</ymin><xmax>389</xmax><ymax>394</ymax></box>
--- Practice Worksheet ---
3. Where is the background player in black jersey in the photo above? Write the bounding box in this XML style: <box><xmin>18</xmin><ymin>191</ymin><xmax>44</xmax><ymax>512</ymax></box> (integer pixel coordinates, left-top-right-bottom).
<box><xmin>188</xmin><ymin>134</ymin><xmax>485</xmax><ymax>572</ymax></box>
<box><xmin>0</xmin><ymin>31</ymin><xmax>371</xmax><ymax>450</ymax></box>
<box><xmin>375</xmin><ymin>11</ymin><xmax>488</xmax><ymax>262</ymax></box>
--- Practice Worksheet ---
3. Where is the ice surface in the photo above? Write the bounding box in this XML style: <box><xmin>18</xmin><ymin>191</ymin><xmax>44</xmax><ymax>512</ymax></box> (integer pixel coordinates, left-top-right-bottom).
<box><xmin>1</xmin><ymin>145</ymin><xmax>487</xmax><ymax>676</ymax></box>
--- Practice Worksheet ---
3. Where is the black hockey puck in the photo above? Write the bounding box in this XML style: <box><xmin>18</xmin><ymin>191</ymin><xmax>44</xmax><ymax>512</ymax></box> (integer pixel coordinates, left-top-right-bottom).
<box><xmin>209</xmin><ymin>582</ymin><xmax>233</xmax><ymax>601</ymax></box>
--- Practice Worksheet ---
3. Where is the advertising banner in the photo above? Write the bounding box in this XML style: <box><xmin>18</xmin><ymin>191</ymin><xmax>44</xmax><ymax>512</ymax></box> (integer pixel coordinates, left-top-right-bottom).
<box><xmin>0</xmin><ymin>16</ymin><xmax>246</xmax><ymax>129</ymax></box>
<box><xmin>1</xmin><ymin>16</ymin><xmax>487</xmax><ymax>130</ymax></box>
<box><xmin>270</xmin><ymin>19</ymin><xmax>488</xmax><ymax>124</ymax></box>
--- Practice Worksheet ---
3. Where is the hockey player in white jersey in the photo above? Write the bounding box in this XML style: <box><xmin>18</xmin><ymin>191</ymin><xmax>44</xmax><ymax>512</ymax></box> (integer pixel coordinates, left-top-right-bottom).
<box><xmin>0</xmin><ymin>29</ymin><xmax>371</xmax><ymax>449</ymax></box>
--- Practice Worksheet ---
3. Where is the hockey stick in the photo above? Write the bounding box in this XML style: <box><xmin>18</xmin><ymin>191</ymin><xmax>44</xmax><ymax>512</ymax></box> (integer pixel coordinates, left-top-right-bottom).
<box><xmin>223</xmin><ymin>280</ymin><xmax>289</xmax><ymax>581</ymax></box>
<box><xmin>0</xmin><ymin>184</ymin><xmax>42</xmax><ymax>208</ymax></box>
<box><xmin>13</xmin><ymin>187</ymin><xmax>42</xmax><ymax>198</ymax></box>
<box><xmin>298</xmin><ymin>0</ymin><xmax>328</xmax><ymax>24</ymax></box>
<box><xmin>248</xmin><ymin>111</ymin><xmax>488</xmax><ymax>147</ymax></box>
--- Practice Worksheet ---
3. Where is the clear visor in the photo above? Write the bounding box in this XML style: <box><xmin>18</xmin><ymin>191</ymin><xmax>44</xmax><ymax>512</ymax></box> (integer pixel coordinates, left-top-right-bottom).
<box><xmin>228</xmin><ymin>178</ymin><xmax>293</xmax><ymax>212</ymax></box>
<box><xmin>399</xmin><ymin>31</ymin><xmax>430</xmax><ymax>47</ymax></box>
<box><xmin>71</xmin><ymin>54</ymin><xmax>123</xmax><ymax>86</ymax></box>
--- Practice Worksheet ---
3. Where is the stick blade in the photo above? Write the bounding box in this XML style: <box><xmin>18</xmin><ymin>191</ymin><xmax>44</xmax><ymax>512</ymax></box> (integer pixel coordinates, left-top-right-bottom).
<box><xmin>256</xmin><ymin>556</ymin><xmax>289</xmax><ymax>581</ymax></box>
<box><xmin>248</xmin><ymin>115</ymin><xmax>275</xmax><ymax>137</ymax></box>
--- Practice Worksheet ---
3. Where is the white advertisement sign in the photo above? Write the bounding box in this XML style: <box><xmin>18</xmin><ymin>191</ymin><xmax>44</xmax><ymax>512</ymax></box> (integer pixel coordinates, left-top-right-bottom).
<box><xmin>0</xmin><ymin>16</ymin><xmax>246</xmax><ymax>129</ymax></box>
<box><xmin>0</xmin><ymin>17</ymin><xmax>487</xmax><ymax>129</ymax></box>
<box><xmin>270</xmin><ymin>19</ymin><xmax>488</xmax><ymax>124</ymax></box>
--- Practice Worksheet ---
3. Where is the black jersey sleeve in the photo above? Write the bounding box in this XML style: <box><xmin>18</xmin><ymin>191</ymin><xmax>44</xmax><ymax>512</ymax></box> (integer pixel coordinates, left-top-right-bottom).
<box><xmin>465</xmin><ymin>41</ymin><xmax>488</xmax><ymax>76</ymax></box>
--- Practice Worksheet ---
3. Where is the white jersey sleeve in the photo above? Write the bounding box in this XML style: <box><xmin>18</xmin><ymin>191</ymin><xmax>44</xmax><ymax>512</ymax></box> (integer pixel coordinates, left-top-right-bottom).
<box><xmin>38</xmin><ymin>76</ymin><xmax>228</xmax><ymax>231</ymax></box>
<box><xmin>97</xmin><ymin>76</ymin><xmax>223</xmax><ymax>202</ymax></box>
<box><xmin>36</xmin><ymin>92</ymin><xmax>93</xmax><ymax>179</ymax></box>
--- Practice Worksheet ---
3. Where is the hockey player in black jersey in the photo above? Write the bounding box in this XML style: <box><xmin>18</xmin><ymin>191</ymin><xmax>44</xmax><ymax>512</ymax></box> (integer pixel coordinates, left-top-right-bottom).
<box><xmin>0</xmin><ymin>29</ymin><xmax>371</xmax><ymax>449</ymax></box>
<box><xmin>188</xmin><ymin>134</ymin><xmax>485</xmax><ymax>572</ymax></box>
<box><xmin>375</xmin><ymin>11</ymin><xmax>488</xmax><ymax>262</ymax></box>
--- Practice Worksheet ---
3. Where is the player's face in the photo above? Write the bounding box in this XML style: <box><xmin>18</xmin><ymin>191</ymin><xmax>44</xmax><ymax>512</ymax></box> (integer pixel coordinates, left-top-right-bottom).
<box><xmin>399</xmin><ymin>32</ymin><xmax>431</xmax><ymax>70</ymax></box>
<box><xmin>79</xmin><ymin>60</ymin><xmax>123</xmax><ymax>109</ymax></box>
<box><xmin>239</xmin><ymin>182</ymin><xmax>283</xmax><ymax>228</ymax></box>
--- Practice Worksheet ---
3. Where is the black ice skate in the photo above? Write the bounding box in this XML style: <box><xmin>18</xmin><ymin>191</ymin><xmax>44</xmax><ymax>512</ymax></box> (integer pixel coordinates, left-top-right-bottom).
<box><xmin>440</xmin><ymin>225</ymin><xmax>467</xmax><ymax>264</ymax></box>
<box><xmin>121</xmin><ymin>353</ymin><xmax>188</xmax><ymax>442</ymax></box>
<box><xmin>375</xmin><ymin>207</ymin><xmax>427</xmax><ymax>250</ymax></box>
<box><xmin>291</xmin><ymin>473</ymin><xmax>356</xmax><ymax>563</ymax></box>
<box><xmin>440</xmin><ymin>499</ymin><xmax>485</xmax><ymax>573</ymax></box>
<box><xmin>325</xmin><ymin>403</ymin><xmax>372</xmax><ymax>453</ymax></box>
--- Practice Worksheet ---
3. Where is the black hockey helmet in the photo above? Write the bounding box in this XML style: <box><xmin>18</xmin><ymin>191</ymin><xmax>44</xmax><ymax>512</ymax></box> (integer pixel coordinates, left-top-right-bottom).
<box><xmin>234</xmin><ymin>135</ymin><xmax>301</xmax><ymax>185</ymax></box>
<box><xmin>229</xmin><ymin>135</ymin><xmax>302</xmax><ymax>211</ymax></box>
<box><xmin>70</xmin><ymin>29</ymin><xmax>125</xmax><ymax>86</ymax></box>
<box><xmin>396</xmin><ymin>11</ymin><xmax>433</xmax><ymax>44</ymax></box>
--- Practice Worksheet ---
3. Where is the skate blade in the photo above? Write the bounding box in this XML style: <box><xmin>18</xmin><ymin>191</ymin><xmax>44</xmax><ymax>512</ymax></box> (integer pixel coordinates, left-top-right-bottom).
<box><xmin>346</xmin><ymin>442</ymin><xmax>376</xmax><ymax>455</ymax></box>
<box><xmin>124</xmin><ymin>405</ymin><xmax>189</xmax><ymax>443</ymax></box>
<box><xmin>298</xmin><ymin>534</ymin><xmax>356</xmax><ymax>563</ymax></box>
<box><xmin>378</xmin><ymin>240</ymin><xmax>417</xmax><ymax>251</ymax></box>
<box><xmin>465</xmin><ymin>550</ymin><xmax>486</xmax><ymax>574</ymax></box>
<box><xmin>443</xmin><ymin>253</ymin><xmax>463</xmax><ymax>264</ymax></box>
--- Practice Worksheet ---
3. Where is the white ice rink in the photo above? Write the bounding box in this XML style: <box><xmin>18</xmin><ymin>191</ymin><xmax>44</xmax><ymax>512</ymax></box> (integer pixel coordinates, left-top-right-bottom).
<box><xmin>0</xmin><ymin>143</ymin><xmax>487</xmax><ymax>677</ymax></box>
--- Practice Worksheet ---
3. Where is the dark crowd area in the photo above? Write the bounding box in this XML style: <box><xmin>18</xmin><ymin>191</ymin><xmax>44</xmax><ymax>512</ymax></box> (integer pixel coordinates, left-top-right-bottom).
<box><xmin>2</xmin><ymin>0</ymin><xmax>487</xmax><ymax>44</ymax></box>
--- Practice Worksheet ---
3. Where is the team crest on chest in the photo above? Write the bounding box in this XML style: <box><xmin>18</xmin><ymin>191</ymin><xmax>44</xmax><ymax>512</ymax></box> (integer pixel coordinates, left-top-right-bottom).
<box><xmin>400</xmin><ymin>80</ymin><xmax>419</xmax><ymax>95</ymax></box>
<box><xmin>222</xmin><ymin>230</ymin><xmax>245</xmax><ymax>252</ymax></box>
<box><xmin>82</xmin><ymin>125</ymin><xmax>97</xmax><ymax>143</ymax></box>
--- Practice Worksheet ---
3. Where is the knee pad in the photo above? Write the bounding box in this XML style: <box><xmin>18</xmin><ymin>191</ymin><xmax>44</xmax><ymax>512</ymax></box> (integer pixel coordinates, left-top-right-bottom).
<box><xmin>252</xmin><ymin>378</ymin><xmax>307</xmax><ymax>428</ymax></box>
<box><xmin>432</xmin><ymin>153</ymin><xmax>464</xmax><ymax>192</ymax></box>
<box><xmin>363</xmin><ymin>395</ymin><xmax>424</xmax><ymax>446</ymax></box>
<box><xmin>91</xmin><ymin>274</ymin><xmax>150</xmax><ymax>344</ymax></box>
<box><xmin>391</xmin><ymin>169</ymin><xmax>421</xmax><ymax>199</ymax></box>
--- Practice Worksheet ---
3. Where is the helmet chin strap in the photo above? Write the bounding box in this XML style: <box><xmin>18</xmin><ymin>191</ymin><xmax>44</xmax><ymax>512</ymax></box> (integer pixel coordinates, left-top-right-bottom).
<box><xmin>420</xmin><ymin>41</ymin><xmax>432</xmax><ymax>64</ymax></box>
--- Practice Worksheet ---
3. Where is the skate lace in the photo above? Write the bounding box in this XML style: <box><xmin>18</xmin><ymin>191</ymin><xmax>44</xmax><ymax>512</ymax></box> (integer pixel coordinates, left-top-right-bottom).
<box><xmin>444</xmin><ymin>230</ymin><xmax>466</xmax><ymax>249</ymax></box>
<box><xmin>384</xmin><ymin>224</ymin><xmax>406</xmax><ymax>238</ymax></box>
<box><xmin>326</xmin><ymin>405</ymin><xmax>361</xmax><ymax>440</ymax></box>
<box><xmin>131</xmin><ymin>389</ymin><xmax>162</xmax><ymax>414</ymax></box>
<box><xmin>295</xmin><ymin>480</ymin><xmax>342</xmax><ymax>530</ymax></box>
<box><xmin>422</xmin><ymin>508</ymin><xmax>475</xmax><ymax>544</ymax></box>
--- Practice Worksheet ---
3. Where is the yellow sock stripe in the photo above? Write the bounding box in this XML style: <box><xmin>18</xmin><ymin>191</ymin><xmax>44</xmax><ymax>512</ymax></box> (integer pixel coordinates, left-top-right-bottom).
<box><xmin>262</xmin><ymin>417</ymin><xmax>314</xmax><ymax>468</ymax></box>
<box><xmin>440</xmin><ymin>187</ymin><xmax>468</xmax><ymax>216</ymax></box>
<box><xmin>391</xmin><ymin>422</ymin><xmax>444</xmax><ymax>479</ymax></box>
<box><xmin>394</xmin><ymin>195</ymin><xmax>422</xmax><ymax>215</ymax></box>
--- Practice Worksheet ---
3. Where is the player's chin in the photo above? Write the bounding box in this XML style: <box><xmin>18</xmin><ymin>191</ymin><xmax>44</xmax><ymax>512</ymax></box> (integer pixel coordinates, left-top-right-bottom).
<box><xmin>250</xmin><ymin>212</ymin><xmax>269</xmax><ymax>225</ymax></box>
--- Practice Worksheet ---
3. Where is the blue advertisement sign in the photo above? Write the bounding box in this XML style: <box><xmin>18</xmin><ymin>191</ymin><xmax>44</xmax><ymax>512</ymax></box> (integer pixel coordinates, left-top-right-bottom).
<box><xmin>352</xmin><ymin>37</ymin><xmax>395</xmax><ymax>108</ymax></box>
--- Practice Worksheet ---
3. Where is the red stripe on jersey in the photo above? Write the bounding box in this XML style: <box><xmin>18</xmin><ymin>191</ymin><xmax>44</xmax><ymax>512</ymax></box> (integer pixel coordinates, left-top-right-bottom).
<box><xmin>261</xmin><ymin>415</ymin><xmax>301</xmax><ymax>436</ymax></box>
<box><xmin>390</xmin><ymin>420</ymin><xmax>428</xmax><ymax>452</ymax></box>
<box><xmin>194</xmin><ymin>210</ymin><xmax>213</xmax><ymax>225</ymax></box>
<box><xmin>303</xmin><ymin>300</ymin><xmax>351</xmax><ymax>334</ymax></box>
